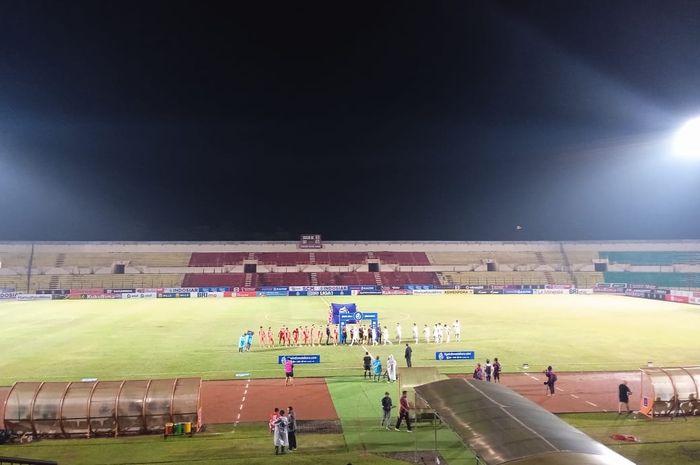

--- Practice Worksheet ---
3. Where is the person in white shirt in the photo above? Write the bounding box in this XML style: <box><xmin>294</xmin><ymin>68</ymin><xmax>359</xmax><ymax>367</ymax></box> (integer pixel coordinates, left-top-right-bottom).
<box><xmin>350</xmin><ymin>325</ymin><xmax>359</xmax><ymax>346</ymax></box>
<box><xmin>423</xmin><ymin>324</ymin><xmax>430</xmax><ymax>344</ymax></box>
<box><xmin>453</xmin><ymin>320</ymin><xmax>461</xmax><ymax>342</ymax></box>
<box><xmin>371</xmin><ymin>325</ymin><xmax>378</xmax><ymax>345</ymax></box>
<box><xmin>412</xmin><ymin>323</ymin><xmax>419</xmax><ymax>344</ymax></box>
<box><xmin>395</xmin><ymin>323</ymin><xmax>402</xmax><ymax>344</ymax></box>
<box><xmin>383</xmin><ymin>326</ymin><xmax>392</xmax><ymax>345</ymax></box>
<box><xmin>387</xmin><ymin>354</ymin><xmax>397</xmax><ymax>382</ymax></box>
<box><xmin>444</xmin><ymin>323</ymin><xmax>451</xmax><ymax>343</ymax></box>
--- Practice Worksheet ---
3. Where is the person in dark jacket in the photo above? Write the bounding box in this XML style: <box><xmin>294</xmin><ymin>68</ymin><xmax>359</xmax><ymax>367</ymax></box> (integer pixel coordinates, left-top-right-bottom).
<box><xmin>381</xmin><ymin>392</ymin><xmax>394</xmax><ymax>429</ymax></box>
<box><xmin>544</xmin><ymin>366</ymin><xmax>557</xmax><ymax>396</ymax></box>
<box><xmin>404</xmin><ymin>343</ymin><xmax>413</xmax><ymax>367</ymax></box>
<box><xmin>287</xmin><ymin>405</ymin><xmax>298</xmax><ymax>451</ymax></box>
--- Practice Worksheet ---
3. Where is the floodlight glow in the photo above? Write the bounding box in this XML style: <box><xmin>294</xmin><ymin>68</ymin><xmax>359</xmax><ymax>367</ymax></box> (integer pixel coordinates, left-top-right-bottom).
<box><xmin>673</xmin><ymin>116</ymin><xmax>700</xmax><ymax>159</ymax></box>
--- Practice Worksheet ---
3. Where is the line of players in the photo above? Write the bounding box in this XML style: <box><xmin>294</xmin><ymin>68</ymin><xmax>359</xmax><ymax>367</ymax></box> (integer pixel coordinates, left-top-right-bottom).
<box><xmin>258</xmin><ymin>320</ymin><xmax>461</xmax><ymax>347</ymax></box>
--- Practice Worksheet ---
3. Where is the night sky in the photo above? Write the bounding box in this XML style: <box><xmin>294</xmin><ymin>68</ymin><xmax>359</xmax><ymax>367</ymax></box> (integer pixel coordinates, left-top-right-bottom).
<box><xmin>1</xmin><ymin>1</ymin><xmax>699</xmax><ymax>242</ymax></box>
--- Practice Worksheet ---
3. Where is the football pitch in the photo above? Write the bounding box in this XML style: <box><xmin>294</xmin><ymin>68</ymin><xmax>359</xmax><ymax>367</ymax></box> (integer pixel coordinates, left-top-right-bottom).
<box><xmin>0</xmin><ymin>294</ymin><xmax>699</xmax><ymax>383</ymax></box>
<box><xmin>1</xmin><ymin>294</ymin><xmax>700</xmax><ymax>465</ymax></box>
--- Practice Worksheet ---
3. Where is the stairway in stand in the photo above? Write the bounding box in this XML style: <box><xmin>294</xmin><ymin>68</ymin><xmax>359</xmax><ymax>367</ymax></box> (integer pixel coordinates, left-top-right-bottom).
<box><xmin>559</xmin><ymin>243</ymin><xmax>577</xmax><ymax>287</ymax></box>
<box><xmin>309</xmin><ymin>252</ymin><xmax>315</xmax><ymax>265</ymax></box>
<box><xmin>535</xmin><ymin>252</ymin><xmax>555</xmax><ymax>285</ymax></box>
<box><xmin>373</xmin><ymin>272</ymin><xmax>383</xmax><ymax>286</ymax></box>
<box><xmin>49</xmin><ymin>275</ymin><xmax>60</xmax><ymax>290</ymax></box>
<box><xmin>244</xmin><ymin>273</ymin><xmax>253</xmax><ymax>287</ymax></box>
<box><xmin>55</xmin><ymin>253</ymin><xmax>65</xmax><ymax>268</ymax></box>
<box><xmin>310</xmin><ymin>272</ymin><xmax>318</xmax><ymax>286</ymax></box>
<box><xmin>247</xmin><ymin>252</ymin><xmax>255</xmax><ymax>260</ymax></box>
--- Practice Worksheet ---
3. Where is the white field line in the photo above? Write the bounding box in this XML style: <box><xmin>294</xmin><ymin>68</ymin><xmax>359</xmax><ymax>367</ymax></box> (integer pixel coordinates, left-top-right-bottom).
<box><xmin>585</xmin><ymin>401</ymin><xmax>598</xmax><ymax>407</ymax></box>
<box><xmin>570</xmin><ymin>394</ymin><xmax>579</xmax><ymax>399</ymax></box>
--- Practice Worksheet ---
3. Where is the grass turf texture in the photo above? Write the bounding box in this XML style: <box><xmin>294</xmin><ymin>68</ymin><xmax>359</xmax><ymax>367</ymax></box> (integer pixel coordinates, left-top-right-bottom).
<box><xmin>1</xmin><ymin>294</ymin><xmax>699</xmax><ymax>383</ymax></box>
<box><xmin>0</xmin><ymin>424</ymin><xmax>412</xmax><ymax>465</ymax></box>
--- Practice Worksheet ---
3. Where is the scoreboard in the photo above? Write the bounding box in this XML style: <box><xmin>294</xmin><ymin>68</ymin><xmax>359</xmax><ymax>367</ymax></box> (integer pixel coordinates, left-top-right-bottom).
<box><xmin>299</xmin><ymin>234</ymin><xmax>322</xmax><ymax>249</ymax></box>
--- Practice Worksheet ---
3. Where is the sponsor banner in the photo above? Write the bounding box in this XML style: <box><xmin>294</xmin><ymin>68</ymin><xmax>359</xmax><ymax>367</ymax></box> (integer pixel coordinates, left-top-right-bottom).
<box><xmin>625</xmin><ymin>289</ymin><xmax>651</xmax><ymax>298</ymax></box>
<box><xmin>593</xmin><ymin>287</ymin><xmax>626</xmax><ymax>294</ymax></box>
<box><xmin>532</xmin><ymin>288</ymin><xmax>569</xmax><ymax>295</ymax></box>
<box><xmin>123</xmin><ymin>292</ymin><xmax>158</xmax><ymax>299</ymax></box>
<box><xmin>289</xmin><ymin>286</ymin><xmax>349</xmax><ymax>292</ymax></box>
<box><xmin>105</xmin><ymin>288</ymin><xmax>136</xmax><ymax>294</ymax></box>
<box><xmin>504</xmin><ymin>288</ymin><xmax>533</xmax><ymax>295</ymax></box>
<box><xmin>289</xmin><ymin>290</ymin><xmax>308</xmax><ymax>296</ymax></box>
<box><xmin>136</xmin><ymin>288</ymin><xmax>165</xmax><ymax>293</ymax></box>
<box><xmin>231</xmin><ymin>287</ymin><xmax>257</xmax><ymax>293</ymax></box>
<box><xmin>164</xmin><ymin>287</ymin><xmax>199</xmax><ymax>293</ymax></box>
<box><xmin>357</xmin><ymin>290</ymin><xmax>383</xmax><ymax>295</ymax></box>
<box><xmin>348</xmin><ymin>285</ymin><xmax>380</xmax><ymax>292</ymax></box>
<box><xmin>197</xmin><ymin>287</ymin><xmax>231</xmax><ymax>292</ymax></box>
<box><xmin>412</xmin><ymin>289</ymin><xmax>445</xmax><ymax>295</ymax></box>
<box><xmin>575</xmin><ymin>288</ymin><xmax>593</xmax><ymax>294</ymax></box>
<box><xmin>256</xmin><ymin>290</ymin><xmax>288</xmax><ymax>297</ymax></box>
<box><xmin>0</xmin><ymin>287</ymin><xmax>16</xmax><ymax>292</ymax></box>
<box><xmin>444</xmin><ymin>289</ymin><xmax>474</xmax><ymax>295</ymax></box>
<box><xmin>665</xmin><ymin>294</ymin><xmax>689</xmax><ymax>303</ymax></box>
<box><xmin>83</xmin><ymin>293</ymin><xmax>121</xmax><ymax>299</ymax></box>
<box><xmin>157</xmin><ymin>292</ymin><xmax>191</xmax><ymax>298</ymax></box>
<box><xmin>545</xmin><ymin>284</ymin><xmax>573</xmax><ymax>289</ymax></box>
<box><xmin>195</xmin><ymin>291</ymin><xmax>225</xmax><ymax>298</ymax></box>
<box><xmin>257</xmin><ymin>286</ymin><xmax>288</xmax><ymax>292</ymax></box>
<box><xmin>630</xmin><ymin>284</ymin><xmax>657</xmax><ymax>290</ymax></box>
<box><xmin>468</xmin><ymin>285</ymin><xmax>485</xmax><ymax>290</ymax></box>
<box><xmin>405</xmin><ymin>284</ymin><xmax>435</xmax><ymax>290</ymax></box>
<box><xmin>36</xmin><ymin>289</ymin><xmax>70</xmax><ymax>295</ymax></box>
<box><xmin>232</xmin><ymin>291</ymin><xmax>257</xmax><ymax>297</ymax></box>
<box><xmin>51</xmin><ymin>294</ymin><xmax>68</xmax><ymax>300</ymax></box>
<box><xmin>381</xmin><ymin>289</ymin><xmax>412</xmax><ymax>295</ymax></box>
<box><xmin>278</xmin><ymin>355</ymin><xmax>320</xmax><ymax>364</ymax></box>
<box><xmin>474</xmin><ymin>289</ymin><xmax>504</xmax><ymax>294</ymax></box>
<box><xmin>0</xmin><ymin>291</ymin><xmax>17</xmax><ymax>299</ymax></box>
<box><xmin>70</xmin><ymin>288</ymin><xmax>106</xmax><ymax>295</ymax></box>
<box><xmin>689</xmin><ymin>296</ymin><xmax>700</xmax><ymax>305</ymax></box>
<box><xmin>16</xmin><ymin>294</ymin><xmax>55</xmax><ymax>301</ymax></box>
<box><xmin>670</xmin><ymin>289</ymin><xmax>693</xmax><ymax>297</ymax></box>
<box><xmin>305</xmin><ymin>290</ymin><xmax>352</xmax><ymax>296</ymax></box>
<box><xmin>435</xmin><ymin>351</ymin><xmax>475</xmax><ymax>361</ymax></box>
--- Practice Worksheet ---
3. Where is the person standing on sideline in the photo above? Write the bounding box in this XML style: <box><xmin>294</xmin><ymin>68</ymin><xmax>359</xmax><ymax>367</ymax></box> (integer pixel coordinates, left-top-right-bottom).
<box><xmin>387</xmin><ymin>355</ymin><xmax>397</xmax><ymax>382</ymax></box>
<box><xmin>284</xmin><ymin>357</ymin><xmax>295</xmax><ymax>386</ymax></box>
<box><xmin>412</xmin><ymin>323</ymin><xmax>419</xmax><ymax>344</ymax></box>
<box><xmin>269</xmin><ymin>407</ymin><xmax>279</xmax><ymax>434</ymax></box>
<box><xmin>473</xmin><ymin>363</ymin><xmax>484</xmax><ymax>380</ymax></box>
<box><xmin>287</xmin><ymin>406</ymin><xmax>298</xmax><ymax>451</ymax></box>
<box><xmin>372</xmin><ymin>355</ymin><xmax>383</xmax><ymax>382</ymax></box>
<box><xmin>492</xmin><ymin>357</ymin><xmax>501</xmax><ymax>383</ymax></box>
<box><xmin>395</xmin><ymin>323</ymin><xmax>402</xmax><ymax>344</ymax></box>
<box><xmin>325</xmin><ymin>325</ymin><xmax>331</xmax><ymax>345</ymax></box>
<box><xmin>363</xmin><ymin>352</ymin><xmax>372</xmax><ymax>379</ymax></box>
<box><xmin>484</xmin><ymin>359</ymin><xmax>493</xmax><ymax>382</ymax></box>
<box><xmin>395</xmin><ymin>390</ymin><xmax>413</xmax><ymax>432</ymax></box>
<box><xmin>238</xmin><ymin>333</ymin><xmax>246</xmax><ymax>352</ymax></box>
<box><xmin>404</xmin><ymin>343</ymin><xmax>413</xmax><ymax>367</ymax></box>
<box><xmin>381</xmin><ymin>391</ymin><xmax>394</xmax><ymax>429</ymax></box>
<box><xmin>273</xmin><ymin>409</ymin><xmax>289</xmax><ymax>455</ymax></box>
<box><xmin>618</xmin><ymin>380</ymin><xmax>633</xmax><ymax>414</ymax></box>
<box><xmin>544</xmin><ymin>366</ymin><xmax>557</xmax><ymax>396</ymax></box>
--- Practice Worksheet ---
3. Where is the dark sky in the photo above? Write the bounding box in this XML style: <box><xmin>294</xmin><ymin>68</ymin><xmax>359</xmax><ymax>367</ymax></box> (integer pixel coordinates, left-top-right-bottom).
<box><xmin>1</xmin><ymin>1</ymin><xmax>700</xmax><ymax>241</ymax></box>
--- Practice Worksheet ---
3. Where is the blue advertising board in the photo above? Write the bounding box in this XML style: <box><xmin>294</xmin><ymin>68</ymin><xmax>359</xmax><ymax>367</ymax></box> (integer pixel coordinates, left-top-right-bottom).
<box><xmin>435</xmin><ymin>351</ymin><xmax>475</xmax><ymax>361</ymax></box>
<box><xmin>199</xmin><ymin>287</ymin><xmax>231</xmax><ymax>292</ymax></box>
<box><xmin>504</xmin><ymin>288</ymin><xmax>533</xmax><ymax>295</ymax></box>
<box><xmin>258</xmin><ymin>286</ymin><xmax>289</xmax><ymax>292</ymax></box>
<box><xmin>278</xmin><ymin>355</ymin><xmax>321</xmax><ymax>364</ymax></box>
<box><xmin>158</xmin><ymin>292</ymin><xmax>191</xmax><ymax>298</ymax></box>
<box><xmin>256</xmin><ymin>290</ymin><xmax>288</xmax><ymax>297</ymax></box>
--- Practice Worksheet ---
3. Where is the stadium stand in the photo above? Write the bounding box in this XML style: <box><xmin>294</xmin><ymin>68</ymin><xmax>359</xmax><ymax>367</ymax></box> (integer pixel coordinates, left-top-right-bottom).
<box><xmin>30</xmin><ymin>252</ymin><xmax>192</xmax><ymax>268</ymax></box>
<box><xmin>188</xmin><ymin>253</ymin><xmax>249</xmax><ymax>266</ymax></box>
<box><xmin>182</xmin><ymin>273</ymin><xmax>248</xmax><ymax>288</ymax></box>
<box><xmin>257</xmin><ymin>272</ymin><xmax>311</xmax><ymax>286</ymax></box>
<box><xmin>603</xmin><ymin>272</ymin><xmax>700</xmax><ymax>288</ymax></box>
<box><xmin>440</xmin><ymin>271</ymin><xmax>548</xmax><ymax>286</ymax></box>
<box><xmin>380</xmin><ymin>272</ymin><xmax>440</xmax><ymax>286</ymax></box>
<box><xmin>313</xmin><ymin>252</ymin><xmax>370</xmax><ymax>265</ymax></box>
<box><xmin>0</xmin><ymin>275</ymin><xmax>28</xmax><ymax>292</ymax></box>
<box><xmin>372</xmin><ymin>252</ymin><xmax>431</xmax><ymax>265</ymax></box>
<box><xmin>600</xmin><ymin>251</ymin><xmax>700</xmax><ymax>266</ymax></box>
<box><xmin>256</xmin><ymin>253</ymin><xmax>311</xmax><ymax>266</ymax></box>
<box><xmin>316</xmin><ymin>272</ymin><xmax>377</xmax><ymax>285</ymax></box>
<box><xmin>28</xmin><ymin>273</ymin><xmax>185</xmax><ymax>290</ymax></box>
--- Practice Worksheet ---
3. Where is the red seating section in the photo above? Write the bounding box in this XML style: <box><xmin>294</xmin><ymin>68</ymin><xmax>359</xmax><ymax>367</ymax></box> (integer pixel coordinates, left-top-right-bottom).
<box><xmin>316</xmin><ymin>272</ymin><xmax>377</xmax><ymax>285</ymax></box>
<box><xmin>188</xmin><ymin>252</ymin><xmax>430</xmax><ymax>266</ymax></box>
<box><xmin>380</xmin><ymin>272</ymin><xmax>440</xmax><ymax>286</ymax></box>
<box><xmin>257</xmin><ymin>273</ymin><xmax>311</xmax><ymax>287</ymax></box>
<box><xmin>256</xmin><ymin>253</ymin><xmax>311</xmax><ymax>266</ymax></box>
<box><xmin>314</xmin><ymin>252</ymin><xmax>370</xmax><ymax>265</ymax></box>
<box><xmin>373</xmin><ymin>252</ymin><xmax>431</xmax><ymax>265</ymax></box>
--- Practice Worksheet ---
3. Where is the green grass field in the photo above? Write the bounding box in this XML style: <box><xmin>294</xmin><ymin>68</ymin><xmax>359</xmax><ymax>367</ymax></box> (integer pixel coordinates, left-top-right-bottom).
<box><xmin>1</xmin><ymin>294</ymin><xmax>699</xmax><ymax>465</ymax></box>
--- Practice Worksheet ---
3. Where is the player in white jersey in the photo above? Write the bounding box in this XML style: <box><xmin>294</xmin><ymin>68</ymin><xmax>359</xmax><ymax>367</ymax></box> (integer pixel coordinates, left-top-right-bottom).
<box><xmin>423</xmin><ymin>324</ymin><xmax>430</xmax><ymax>343</ymax></box>
<box><xmin>444</xmin><ymin>323</ymin><xmax>451</xmax><ymax>343</ymax></box>
<box><xmin>453</xmin><ymin>319</ymin><xmax>461</xmax><ymax>342</ymax></box>
<box><xmin>412</xmin><ymin>323</ymin><xmax>419</xmax><ymax>344</ymax></box>
<box><xmin>383</xmin><ymin>326</ymin><xmax>392</xmax><ymax>345</ymax></box>
<box><xmin>350</xmin><ymin>325</ymin><xmax>359</xmax><ymax>346</ymax></box>
<box><xmin>395</xmin><ymin>323</ymin><xmax>402</xmax><ymax>343</ymax></box>
<box><xmin>371</xmin><ymin>325</ymin><xmax>378</xmax><ymax>345</ymax></box>
<box><xmin>433</xmin><ymin>324</ymin><xmax>440</xmax><ymax>343</ymax></box>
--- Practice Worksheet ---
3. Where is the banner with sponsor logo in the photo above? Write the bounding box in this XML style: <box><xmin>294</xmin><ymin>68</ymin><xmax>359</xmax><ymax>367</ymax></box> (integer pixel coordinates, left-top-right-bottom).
<box><xmin>195</xmin><ymin>291</ymin><xmax>225</xmax><ymax>298</ymax></box>
<box><xmin>504</xmin><ymin>288</ymin><xmax>534</xmax><ymax>295</ymax></box>
<box><xmin>474</xmin><ymin>289</ymin><xmax>503</xmax><ymax>294</ymax></box>
<box><xmin>0</xmin><ymin>291</ymin><xmax>17</xmax><ymax>299</ymax></box>
<box><xmin>136</xmin><ymin>288</ymin><xmax>165</xmax><ymax>293</ymax></box>
<box><xmin>123</xmin><ymin>292</ymin><xmax>158</xmax><ymax>299</ymax></box>
<box><xmin>435</xmin><ymin>351</ymin><xmax>475</xmax><ymax>361</ymax></box>
<box><xmin>256</xmin><ymin>290</ymin><xmax>288</xmax><ymax>297</ymax></box>
<box><xmin>351</xmin><ymin>289</ymin><xmax>383</xmax><ymax>295</ymax></box>
<box><xmin>157</xmin><ymin>292</ymin><xmax>191</xmax><ymax>298</ymax></box>
<box><xmin>444</xmin><ymin>289</ymin><xmax>474</xmax><ymax>295</ymax></box>
<box><xmin>289</xmin><ymin>286</ymin><xmax>349</xmax><ymax>292</ymax></box>
<box><xmin>226</xmin><ymin>290</ymin><xmax>256</xmax><ymax>297</ymax></box>
<box><xmin>16</xmin><ymin>294</ymin><xmax>54</xmax><ymax>301</ymax></box>
<box><xmin>532</xmin><ymin>288</ymin><xmax>570</xmax><ymax>295</ymax></box>
<box><xmin>575</xmin><ymin>288</ymin><xmax>594</xmax><ymax>295</ymax></box>
<box><xmin>105</xmin><ymin>288</ymin><xmax>136</xmax><ymax>294</ymax></box>
<box><xmin>665</xmin><ymin>294</ymin><xmax>689</xmax><ymax>303</ymax></box>
<box><xmin>381</xmin><ymin>288</ymin><xmax>412</xmax><ymax>295</ymax></box>
<box><xmin>545</xmin><ymin>284</ymin><xmax>573</xmax><ymax>289</ymax></box>
<box><xmin>70</xmin><ymin>288</ymin><xmax>106</xmax><ymax>295</ymax></box>
<box><xmin>412</xmin><ymin>289</ymin><xmax>445</xmax><ymax>295</ymax></box>
<box><xmin>306</xmin><ymin>290</ymin><xmax>352</xmax><ymax>296</ymax></box>
<box><xmin>257</xmin><ymin>286</ymin><xmax>288</xmax><ymax>292</ymax></box>
<box><xmin>278</xmin><ymin>355</ymin><xmax>320</xmax><ymax>364</ymax></box>
<box><xmin>689</xmin><ymin>296</ymin><xmax>700</xmax><ymax>305</ymax></box>
<box><xmin>163</xmin><ymin>287</ymin><xmax>199</xmax><ymax>293</ymax></box>
<box><xmin>37</xmin><ymin>289</ymin><xmax>70</xmax><ymax>295</ymax></box>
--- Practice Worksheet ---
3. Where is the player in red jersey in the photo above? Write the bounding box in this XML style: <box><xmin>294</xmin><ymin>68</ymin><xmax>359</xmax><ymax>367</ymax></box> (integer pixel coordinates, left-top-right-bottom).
<box><xmin>302</xmin><ymin>326</ymin><xmax>309</xmax><ymax>346</ymax></box>
<box><xmin>278</xmin><ymin>327</ymin><xmax>285</xmax><ymax>346</ymax></box>
<box><xmin>333</xmin><ymin>325</ymin><xmax>339</xmax><ymax>345</ymax></box>
<box><xmin>267</xmin><ymin>327</ymin><xmax>274</xmax><ymax>347</ymax></box>
<box><xmin>259</xmin><ymin>326</ymin><xmax>267</xmax><ymax>347</ymax></box>
<box><xmin>284</xmin><ymin>326</ymin><xmax>291</xmax><ymax>346</ymax></box>
<box><xmin>292</xmin><ymin>327</ymin><xmax>300</xmax><ymax>346</ymax></box>
<box><xmin>310</xmin><ymin>325</ymin><xmax>316</xmax><ymax>347</ymax></box>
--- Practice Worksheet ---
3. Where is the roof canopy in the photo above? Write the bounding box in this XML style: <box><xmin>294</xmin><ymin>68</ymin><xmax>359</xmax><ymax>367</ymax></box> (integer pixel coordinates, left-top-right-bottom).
<box><xmin>414</xmin><ymin>378</ymin><xmax>635</xmax><ymax>465</ymax></box>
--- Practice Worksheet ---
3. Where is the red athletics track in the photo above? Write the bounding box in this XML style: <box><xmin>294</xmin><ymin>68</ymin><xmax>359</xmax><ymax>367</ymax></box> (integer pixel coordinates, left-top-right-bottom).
<box><xmin>450</xmin><ymin>371</ymin><xmax>641</xmax><ymax>413</ymax></box>
<box><xmin>200</xmin><ymin>378</ymin><xmax>338</xmax><ymax>424</ymax></box>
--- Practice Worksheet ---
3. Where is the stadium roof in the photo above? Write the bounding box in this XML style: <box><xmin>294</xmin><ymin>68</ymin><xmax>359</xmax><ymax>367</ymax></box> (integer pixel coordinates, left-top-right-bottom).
<box><xmin>414</xmin><ymin>378</ymin><xmax>635</xmax><ymax>465</ymax></box>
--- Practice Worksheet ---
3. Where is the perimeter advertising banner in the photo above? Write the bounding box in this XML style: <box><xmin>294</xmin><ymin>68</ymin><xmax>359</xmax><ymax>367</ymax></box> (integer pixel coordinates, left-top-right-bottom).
<box><xmin>278</xmin><ymin>355</ymin><xmax>320</xmax><ymax>364</ymax></box>
<box><xmin>16</xmin><ymin>294</ymin><xmax>53</xmax><ymax>301</ymax></box>
<box><xmin>435</xmin><ymin>351</ymin><xmax>475</xmax><ymax>361</ymax></box>
<box><xmin>256</xmin><ymin>290</ymin><xmax>288</xmax><ymax>297</ymax></box>
<box><xmin>0</xmin><ymin>291</ymin><xmax>17</xmax><ymax>299</ymax></box>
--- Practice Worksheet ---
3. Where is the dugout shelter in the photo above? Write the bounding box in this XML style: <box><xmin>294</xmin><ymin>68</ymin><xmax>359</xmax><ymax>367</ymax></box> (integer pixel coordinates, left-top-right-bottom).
<box><xmin>414</xmin><ymin>378</ymin><xmax>636</xmax><ymax>465</ymax></box>
<box><xmin>2</xmin><ymin>378</ymin><xmax>201</xmax><ymax>438</ymax></box>
<box><xmin>639</xmin><ymin>366</ymin><xmax>700</xmax><ymax>418</ymax></box>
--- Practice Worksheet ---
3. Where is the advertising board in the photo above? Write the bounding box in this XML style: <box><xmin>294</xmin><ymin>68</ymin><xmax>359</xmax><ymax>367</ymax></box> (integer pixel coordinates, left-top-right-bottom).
<box><xmin>157</xmin><ymin>292</ymin><xmax>191</xmax><ymax>298</ymax></box>
<box><xmin>412</xmin><ymin>289</ymin><xmax>445</xmax><ymax>295</ymax></box>
<box><xmin>164</xmin><ymin>287</ymin><xmax>199</xmax><ymax>293</ymax></box>
<box><xmin>256</xmin><ymin>290</ymin><xmax>288</xmax><ymax>297</ymax></box>
<box><xmin>277</xmin><ymin>355</ymin><xmax>321</xmax><ymax>364</ymax></box>
<box><xmin>123</xmin><ymin>292</ymin><xmax>158</xmax><ymax>299</ymax></box>
<box><xmin>105</xmin><ymin>288</ymin><xmax>136</xmax><ymax>294</ymax></box>
<box><xmin>532</xmin><ymin>288</ymin><xmax>569</xmax><ymax>295</ymax></box>
<box><xmin>435</xmin><ymin>351</ymin><xmax>475</xmax><ymax>361</ymax></box>
<box><xmin>504</xmin><ymin>288</ymin><xmax>533</xmax><ymax>295</ymax></box>
<box><xmin>444</xmin><ymin>289</ymin><xmax>474</xmax><ymax>295</ymax></box>
<box><xmin>0</xmin><ymin>291</ymin><xmax>17</xmax><ymax>299</ymax></box>
<box><xmin>16</xmin><ymin>294</ymin><xmax>55</xmax><ymax>301</ymax></box>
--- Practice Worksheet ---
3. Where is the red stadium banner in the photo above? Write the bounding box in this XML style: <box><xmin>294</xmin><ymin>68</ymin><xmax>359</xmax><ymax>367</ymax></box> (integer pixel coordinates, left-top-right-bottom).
<box><xmin>665</xmin><ymin>294</ymin><xmax>689</xmax><ymax>303</ymax></box>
